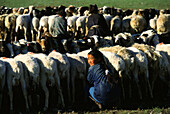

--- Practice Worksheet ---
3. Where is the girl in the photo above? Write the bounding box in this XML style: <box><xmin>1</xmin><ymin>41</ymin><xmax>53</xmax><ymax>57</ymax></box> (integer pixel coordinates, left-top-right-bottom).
<box><xmin>86</xmin><ymin>49</ymin><xmax>121</xmax><ymax>109</ymax></box>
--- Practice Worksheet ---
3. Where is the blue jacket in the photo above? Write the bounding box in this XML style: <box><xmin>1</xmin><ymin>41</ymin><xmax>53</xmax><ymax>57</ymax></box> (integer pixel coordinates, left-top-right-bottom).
<box><xmin>87</xmin><ymin>63</ymin><xmax>121</xmax><ymax>104</ymax></box>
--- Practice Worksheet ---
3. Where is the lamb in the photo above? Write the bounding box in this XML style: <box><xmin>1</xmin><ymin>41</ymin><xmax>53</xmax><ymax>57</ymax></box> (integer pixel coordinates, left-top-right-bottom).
<box><xmin>28</xmin><ymin>53</ymin><xmax>65</xmax><ymax>111</ymax></box>
<box><xmin>48</xmin><ymin>51</ymin><xmax>71</xmax><ymax>103</ymax></box>
<box><xmin>0</xmin><ymin>59</ymin><xmax>6</xmax><ymax>110</ymax></box>
<box><xmin>0</xmin><ymin>58</ymin><xmax>29</xmax><ymax>112</ymax></box>
<box><xmin>66</xmin><ymin>53</ymin><xmax>87</xmax><ymax>104</ymax></box>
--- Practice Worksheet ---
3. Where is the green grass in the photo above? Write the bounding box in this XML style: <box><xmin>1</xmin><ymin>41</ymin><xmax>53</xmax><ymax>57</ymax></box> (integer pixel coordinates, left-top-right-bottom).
<box><xmin>1</xmin><ymin>0</ymin><xmax>170</xmax><ymax>9</ymax></box>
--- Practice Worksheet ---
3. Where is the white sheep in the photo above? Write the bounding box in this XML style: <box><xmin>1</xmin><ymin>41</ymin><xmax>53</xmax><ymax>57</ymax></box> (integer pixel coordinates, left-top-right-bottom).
<box><xmin>66</xmin><ymin>53</ymin><xmax>87</xmax><ymax>104</ymax></box>
<box><xmin>14</xmin><ymin>54</ymin><xmax>40</xmax><ymax>107</ymax></box>
<box><xmin>37</xmin><ymin>16</ymin><xmax>49</xmax><ymax>41</ymax></box>
<box><xmin>149</xmin><ymin>15</ymin><xmax>157</xmax><ymax>31</ymax></box>
<box><xmin>75</xmin><ymin>16</ymin><xmax>87</xmax><ymax>37</ymax></box>
<box><xmin>28</xmin><ymin>53</ymin><xmax>65</xmax><ymax>111</ymax></box>
<box><xmin>156</xmin><ymin>14</ymin><xmax>170</xmax><ymax>35</ymax></box>
<box><xmin>67</xmin><ymin>15</ymin><xmax>79</xmax><ymax>35</ymax></box>
<box><xmin>100</xmin><ymin>51</ymin><xmax>126</xmax><ymax>99</ymax></box>
<box><xmin>48</xmin><ymin>51</ymin><xmax>71</xmax><ymax>103</ymax></box>
<box><xmin>0</xmin><ymin>58</ymin><xmax>29</xmax><ymax>112</ymax></box>
<box><xmin>31</xmin><ymin>16</ymin><xmax>39</xmax><ymax>41</ymax></box>
<box><xmin>139</xmin><ymin>29</ymin><xmax>159</xmax><ymax>47</ymax></box>
<box><xmin>130</xmin><ymin>15</ymin><xmax>147</xmax><ymax>34</ymax></box>
<box><xmin>117</xmin><ymin>47</ymin><xmax>153</xmax><ymax>99</ymax></box>
<box><xmin>15</xmin><ymin>6</ymin><xmax>35</xmax><ymax>41</ymax></box>
<box><xmin>114</xmin><ymin>32</ymin><xmax>134</xmax><ymax>47</ymax></box>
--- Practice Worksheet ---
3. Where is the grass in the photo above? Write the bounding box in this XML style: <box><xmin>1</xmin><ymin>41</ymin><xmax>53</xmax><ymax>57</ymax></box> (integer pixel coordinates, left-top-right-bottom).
<box><xmin>1</xmin><ymin>0</ymin><xmax>170</xmax><ymax>9</ymax></box>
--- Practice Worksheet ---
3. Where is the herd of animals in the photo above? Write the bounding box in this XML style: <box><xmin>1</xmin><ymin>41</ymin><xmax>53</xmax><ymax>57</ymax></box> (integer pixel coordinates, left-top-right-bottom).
<box><xmin>0</xmin><ymin>4</ymin><xmax>170</xmax><ymax>113</ymax></box>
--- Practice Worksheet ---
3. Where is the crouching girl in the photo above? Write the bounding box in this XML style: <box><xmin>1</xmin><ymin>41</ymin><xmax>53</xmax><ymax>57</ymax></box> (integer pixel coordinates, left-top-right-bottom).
<box><xmin>86</xmin><ymin>49</ymin><xmax>121</xmax><ymax>110</ymax></box>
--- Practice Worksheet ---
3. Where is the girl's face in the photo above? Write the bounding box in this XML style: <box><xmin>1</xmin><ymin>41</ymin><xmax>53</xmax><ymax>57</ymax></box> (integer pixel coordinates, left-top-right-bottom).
<box><xmin>88</xmin><ymin>54</ymin><xmax>101</xmax><ymax>66</ymax></box>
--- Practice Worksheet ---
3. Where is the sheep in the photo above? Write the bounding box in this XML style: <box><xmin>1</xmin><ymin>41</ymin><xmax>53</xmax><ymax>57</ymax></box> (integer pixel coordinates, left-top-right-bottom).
<box><xmin>0</xmin><ymin>58</ymin><xmax>29</xmax><ymax>112</ymax></box>
<box><xmin>156</xmin><ymin>14</ymin><xmax>170</xmax><ymax>35</ymax></box>
<box><xmin>66</xmin><ymin>53</ymin><xmax>87</xmax><ymax>104</ymax></box>
<box><xmin>100</xmin><ymin>51</ymin><xmax>126</xmax><ymax>99</ymax></box>
<box><xmin>156</xmin><ymin>43</ymin><xmax>170</xmax><ymax>62</ymax></box>
<box><xmin>149</xmin><ymin>15</ymin><xmax>157</xmax><ymax>31</ymax></box>
<box><xmin>75</xmin><ymin>16</ymin><xmax>87</xmax><ymax>38</ymax></box>
<box><xmin>14</xmin><ymin>54</ymin><xmax>40</xmax><ymax>108</ymax></box>
<box><xmin>139</xmin><ymin>29</ymin><xmax>160</xmax><ymax>47</ymax></box>
<box><xmin>122</xmin><ymin>15</ymin><xmax>133</xmax><ymax>33</ymax></box>
<box><xmin>4</xmin><ymin>13</ymin><xmax>18</xmax><ymax>43</ymax></box>
<box><xmin>110</xmin><ymin>15</ymin><xmax>122</xmax><ymax>35</ymax></box>
<box><xmin>131</xmin><ymin>43</ymin><xmax>160</xmax><ymax>93</ymax></box>
<box><xmin>31</xmin><ymin>16</ymin><xmax>39</xmax><ymax>41</ymax></box>
<box><xmin>0</xmin><ymin>14</ymin><xmax>8</xmax><ymax>40</ymax></box>
<box><xmin>130</xmin><ymin>15</ymin><xmax>147</xmax><ymax>34</ymax></box>
<box><xmin>99</xmin><ymin>46</ymin><xmax>152</xmax><ymax>99</ymax></box>
<box><xmin>67</xmin><ymin>15</ymin><xmax>79</xmax><ymax>36</ymax></box>
<box><xmin>117</xmin><ymin>47</ymin><xmax>153</xmax><ymax>99</ymax></box>
<box><xmin>48</xmin><ymin>51</ymin><xmax>71</xmax><ymax>103</ymax></box>
<box><xmin>103</xmin><ymin>14</ymin><xmax>113</xmax><ymax>30</ymax></box>
<box><xmin>114</xmin><ymin>32</ymin><xmax>134</xmax><ymax>47</ymax></box>
<box><xmin>15</xmin><ymin>6</ymin><xmax>35</xmax><ymax>41</ymax></box>
<box><xmin>37</xmin><ymin>16</ymin><xmax>49</xmax><ymax>41</ymax></box>
<box><xmin>0</xmin><ymin>59</ymin><xmax>6</xmax><ymax>110</ymax></box>
<box><xmin>27</xmin><ymin>53</ymin><xmax>65</xmax><ymax>111</ymax></box>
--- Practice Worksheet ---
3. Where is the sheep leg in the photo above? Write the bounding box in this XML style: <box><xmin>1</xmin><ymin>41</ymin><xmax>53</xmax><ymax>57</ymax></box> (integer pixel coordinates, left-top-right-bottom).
<box><xmin>55</xmin><ymin>70</ymin><xmax>65</xmax><ymax>108</ymax></box>
<box><xmin>119</xmin><ymin>71</ymin><xmax>125</xmax><ymax>100</ymax></box>
<box><xmin>31</xmin><ymin>29</ymin><xmax>34</xmax><ymax>41</ymax></box>
<box><xmin>20</xmin><ymin>75</ymin><xmax>29</xmax><ymax>112</ymax></box>
<box><xmin>71</xmin><ymin>71</ymin><xmax>76</xmax><ymax>104</ymax></box>
<box><xmin>133</xmin><ymin>70</ymin><xmax>142</xmax><ymax>100</ymax></box>
<box><xmin>145</xmin><ymin>70</ymin><xmax>153</xmax><ymax>98</ymax></box>
<box><xmin>15</xmin><ymin>25</ymin><xmax>20</xmax><ymax>42</ymax></box>
<box><xmin>121</xmin><ymin>77</ymin><xmax>125</xmax><ymax>100</ymax></box>
<box><xmin>40</xmin><ymin>74</ymin><xmax>49</xmax><ymax>111</ymax></box>
<box><xmin>66</xmin><ymin>70</ymin><xmax>71</xmax><ymax>103</ymax></box>
<box><xmin>23</xmin><ymin>26</ymin><xmax>28</xmax><ymax>41</ymax></box>
<box><xmin>0</xmin><ymin>74</ymin><xmax>5</xmax><ymax>110</ymax></box>
<box><xmin>7</xmin><ymin>75</ymin><xmax>13</xmax><ymax>111</ymax></box>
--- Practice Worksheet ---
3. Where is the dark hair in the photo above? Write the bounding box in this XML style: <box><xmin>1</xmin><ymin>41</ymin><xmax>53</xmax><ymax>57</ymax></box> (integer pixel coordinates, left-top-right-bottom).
<box><xmin>88</xmin><ymin>49</ymin><xmax>104</xmax><ymax>62</ymax></box>
<box><xmin>88</xmin><ymin>49</ymin><xmax>116</xmax><ymax>85</ymax></box>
